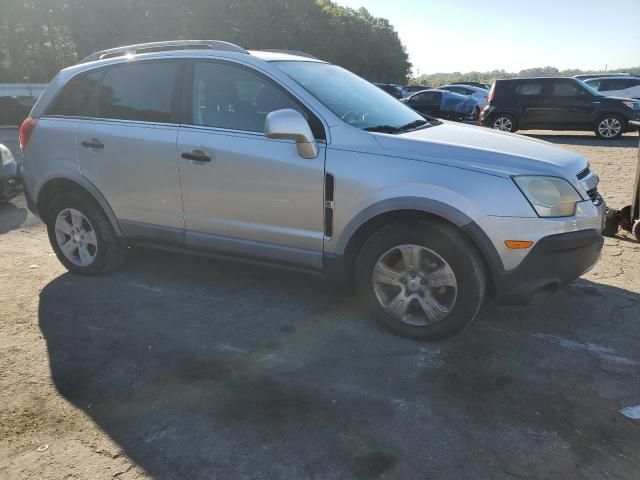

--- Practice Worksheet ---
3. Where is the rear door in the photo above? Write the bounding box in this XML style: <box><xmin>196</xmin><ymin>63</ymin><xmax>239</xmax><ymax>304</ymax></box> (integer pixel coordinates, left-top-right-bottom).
<box><xmin>511</xmin><ymin>80</ymin><xmax>551</xmax><ymax>127</ymax></box>
<box><xmin>176</xmin><ymin>60</ymin><xmax>326</xmax><ymax>268</ymax></box>
<box><xmin>76</xmin><ymin>60</ymin><xmax>185</xmax><ymax>240</ymax></box>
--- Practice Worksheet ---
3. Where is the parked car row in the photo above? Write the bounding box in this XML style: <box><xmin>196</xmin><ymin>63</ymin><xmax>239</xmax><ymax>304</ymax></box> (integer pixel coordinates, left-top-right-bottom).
<box><xmin>373</xmin><ymin>75</ymin><xmax>640</xmax><ymax>137</ymax></box>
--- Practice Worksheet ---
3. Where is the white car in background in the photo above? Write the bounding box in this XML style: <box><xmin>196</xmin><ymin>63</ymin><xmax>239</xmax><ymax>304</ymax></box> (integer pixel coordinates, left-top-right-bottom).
<box><xmin>583</xmin><ymin>76</ymin><xmax>640</xmax><ymax>100</ymax></box>
<box><xmin>437</xmin><ymin>84</ymin><xmax>489</xmax><ymax>109</ymax></box>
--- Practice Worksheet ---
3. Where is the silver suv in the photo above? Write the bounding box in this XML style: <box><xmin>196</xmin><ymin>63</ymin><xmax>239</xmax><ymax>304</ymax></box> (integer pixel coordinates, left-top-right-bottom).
<box><xmin>20</xmin><ymin>40</ymin><xmax>605</xmax><ymax>340</ymax></box>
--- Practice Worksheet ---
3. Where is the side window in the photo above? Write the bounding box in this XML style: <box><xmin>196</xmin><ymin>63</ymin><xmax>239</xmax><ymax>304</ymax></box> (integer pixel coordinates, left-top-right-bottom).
<box><xmin>95</xmin><ymin>62</ymin><xmax>179</xmax><ymax>123</ymax></box>
<box><xmin>585</xmin><ymin>79</ymin><xmax>601</xmax><ymax>91</ymax></box>
<box><xmin>191</xmin><ymin>62</ymin><xmax>316</xmax><ymax>135</ymax></box>
<box><xmin>45</xmin><ymin>70</ymin><xmax>103</xmax><ymax>117</ymax></box>
<box><xmin>514</xmin><ymin>82</ymin><xmax>544</xmax><ymax>96</ymax></box>
<box><xmin>550</xmin><ymin>81</ymin><xmax>584</xmax><ymax>96</ymax></box>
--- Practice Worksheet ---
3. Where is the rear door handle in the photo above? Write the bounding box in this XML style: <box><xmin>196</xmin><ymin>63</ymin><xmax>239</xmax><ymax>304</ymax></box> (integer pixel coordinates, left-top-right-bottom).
<box><xmin>181</xmin><ymin>150</ymin><xmax>211</xmax><ymax>162</ymax></box>
<box><xmin>81</xmin><ymin>139</ymin><xmax>104</xmax><ymax>149</ymax></box>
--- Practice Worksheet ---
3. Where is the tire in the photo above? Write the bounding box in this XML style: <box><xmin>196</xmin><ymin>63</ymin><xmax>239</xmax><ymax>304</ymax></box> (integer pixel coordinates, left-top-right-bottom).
<box><xmin>492</xmin><ymin>113</ymin><xmax>517</xmax><ymax>133</ymax></box>
<box><xmin>46</xmin><ymin>191</ymin><xmax>126</xmax><ymax>274</ymax></box>
<box><xmin>594</xmin><ymin>114</ymin><xmax>624</xmax><ymax>139</ymax></box>
<box><xmin>633</xmin><ymin>220</ymin><xmax>640</xmax><ymax>243</ymax></box>
<box><xmin>355</xmin><ymin>221</ymin><xmax>486</xmax><ymax>341</ymax></box>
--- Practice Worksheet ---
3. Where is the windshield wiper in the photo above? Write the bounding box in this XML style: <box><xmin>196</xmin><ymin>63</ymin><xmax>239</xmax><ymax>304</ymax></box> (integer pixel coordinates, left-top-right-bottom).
<box><xmin>398</xmin><ymin>119</ymin><xmax>430</xmax><ymax>131</ymax></box>
<box><xmin>363</xmin><ymin>125</ymin><xmax>401</xmax><ymax>133</ymax></box>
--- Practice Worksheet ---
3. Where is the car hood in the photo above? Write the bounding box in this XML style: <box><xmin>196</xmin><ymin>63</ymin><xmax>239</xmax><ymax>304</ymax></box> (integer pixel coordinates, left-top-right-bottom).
<box><xmin>373</xmin><ymin>121</ymin><xmax>588</xmax><ymax>178</ymax></box>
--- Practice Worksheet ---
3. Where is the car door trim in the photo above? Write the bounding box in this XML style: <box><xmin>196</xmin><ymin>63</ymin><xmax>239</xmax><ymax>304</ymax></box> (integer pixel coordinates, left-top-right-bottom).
<box><xmin>186</xmin><ymin>230</ymin><xmax>323</xmax><ymax>269</ymax></box>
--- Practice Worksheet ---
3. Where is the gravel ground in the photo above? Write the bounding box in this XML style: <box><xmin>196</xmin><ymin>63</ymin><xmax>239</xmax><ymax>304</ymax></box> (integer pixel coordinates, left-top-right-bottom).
<box><xmin>1</xmin><ymin>130</ymin><xmax>639</xmax><ymax>479</ymax></box>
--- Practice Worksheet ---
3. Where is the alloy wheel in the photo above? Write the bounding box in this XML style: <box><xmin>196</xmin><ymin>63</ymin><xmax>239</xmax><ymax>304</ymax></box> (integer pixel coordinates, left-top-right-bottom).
<box><xmin>493</xmin><ymin>116</ymin><xmax>513</xmax><ymax>132</ymax></box>
<box><xmin>371</xmin><ymin>244</ymin><xmax>458</xmax><ymax>326</ymax></box>
<box><xmin>598</xmin><ymin>117</ymin><xmax>622</xmax><ymax>138</ymax></box>
<box><xmin>54</xmin><ymin>208</ymin><xmax>98</xmax><ymax>267</ymax></box>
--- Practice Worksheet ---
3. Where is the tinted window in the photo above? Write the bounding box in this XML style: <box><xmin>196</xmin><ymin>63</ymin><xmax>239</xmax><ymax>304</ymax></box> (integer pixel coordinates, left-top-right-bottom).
<box><xmin>46</xmin><ymin>70</ymin><xmax>103</xmax><ymax>117</ymax></box>
<box><xmin>600</xmin><ymin>78</ymin><xmax>640</xmax><ymax>90</ymax></box>
<box><xmin>514</xmin><ymin>82</ymin><xmax>544</xmax><ymax>96</ymax></box>
<box><xmin>95</xmin><ymin>62</ymin><xmax>178</xmax><ymax>123</ymax></box>
<box><xmin>550</xmin><ymin>80</ymin><xmax>585</xmax><ymax>96</ymax></box>
<box><xmin>411</xmin><ymin>92</ymin><xmax>440</xmax><ymax>105</ymax></box>
<box><xmin>190</xmin><ymin>62</ymin><xmax>313</xmax><ymax>135</ymax></box>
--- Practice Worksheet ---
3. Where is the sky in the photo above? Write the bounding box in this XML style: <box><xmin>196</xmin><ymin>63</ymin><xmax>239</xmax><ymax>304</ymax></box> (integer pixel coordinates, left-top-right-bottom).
<box><xmin>338</xmin><ymin>0</ymin><xmax>640</xmax><ymax>75</ymax></box>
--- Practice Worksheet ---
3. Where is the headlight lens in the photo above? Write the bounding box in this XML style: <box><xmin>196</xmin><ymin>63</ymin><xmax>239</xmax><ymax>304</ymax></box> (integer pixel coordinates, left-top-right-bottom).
<box><xmin>623</xmin><ymin>101</ymin><xmax>640</xmax><ymax>111</ymax></box>
<box><xmin>513</xmin><ymin>176</ymin><xmax>582</xmax><ymax>217</ymax></box>
<box><xmin>0</xmin><ymin>145</ymin><xmax>15</xmax><ymax>167</ymax></box>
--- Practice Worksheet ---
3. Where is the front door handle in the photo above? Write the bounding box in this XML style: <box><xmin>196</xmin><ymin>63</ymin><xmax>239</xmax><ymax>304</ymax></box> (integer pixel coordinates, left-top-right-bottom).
<box><xmin>181</xmin><ymin>150</ymin><xmax>211</xmax><ymax>162</ymax></box>
<box><xmin>81</xmin><ymin>139</ymin><xmax>104</xmax><ymax>149</ymax></box>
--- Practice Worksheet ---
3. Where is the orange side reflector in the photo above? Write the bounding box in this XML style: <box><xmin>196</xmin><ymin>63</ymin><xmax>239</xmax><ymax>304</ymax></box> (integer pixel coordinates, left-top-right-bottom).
<box><xmin>505</xmin><ymin>240</ymin><xmax>534</xmax><ymax>249</ymax></box>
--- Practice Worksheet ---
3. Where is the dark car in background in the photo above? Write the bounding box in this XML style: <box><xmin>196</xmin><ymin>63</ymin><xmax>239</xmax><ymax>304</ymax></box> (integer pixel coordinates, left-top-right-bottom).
<box><xmin>402</xmin><ymin>85</ymin><xmax>429</xmax><ymax>97</ymax></box>
<box><xmin>401</xmin><ymin>89</ymin><xmax>478</xmax><ymax>121</ymax></box>
<box><xmin>449</xmin><ymin>81</ymin><xmax>491</xmax><ymax>90</ymax></box>
<box><xmin>373</xmin><ymin>82</ymin><xmax>404</xmax><ymax>99</ymax></box>
<box><xmin>480</xmin><ymin>77</ymin><xmax>640</xmax><ymax>139</ymax></box>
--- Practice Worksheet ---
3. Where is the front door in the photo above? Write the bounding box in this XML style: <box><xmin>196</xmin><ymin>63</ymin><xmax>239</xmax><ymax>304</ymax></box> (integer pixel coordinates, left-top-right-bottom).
<box><xmin>548</xmin><ymin>79</ymin><xmax>596</xmax><ymax>127</ymax></box>
<box><xmin>177</xmin><ymin>60</ymin><xmax>326</xmax><ymax>268</ymax></box>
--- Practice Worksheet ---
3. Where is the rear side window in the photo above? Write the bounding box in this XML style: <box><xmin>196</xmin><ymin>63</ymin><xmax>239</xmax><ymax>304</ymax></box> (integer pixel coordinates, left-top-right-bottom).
<box><xmin>550</xmin><ymin>80</ymin><xmax>585</xmax><ymax>96</ymax></box>
<box><xmin>600</xmin><ymin>78</ymin><xmax>640</xmax><ymax>90</ymax></box>
<box><xmin>514</xmin><ymin>82</ymin><xmax>544</xmax><ymax>96</ymax></box>
<box><xmin>95</xmin><ymin>62</ymin><xmax>179</xmax><ymax>123</ymax></box>
<box><xmin>46</xmin><ymin>71</ymin><xmax>103</xmax><ymax>117</ymax></box>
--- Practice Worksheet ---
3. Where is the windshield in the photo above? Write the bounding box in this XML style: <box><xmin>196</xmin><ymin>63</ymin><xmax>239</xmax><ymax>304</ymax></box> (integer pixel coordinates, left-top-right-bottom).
<box><xmin>273</xmin><ymin>61</ymin><xmax>429</xmax><ymax>132</ymax></box>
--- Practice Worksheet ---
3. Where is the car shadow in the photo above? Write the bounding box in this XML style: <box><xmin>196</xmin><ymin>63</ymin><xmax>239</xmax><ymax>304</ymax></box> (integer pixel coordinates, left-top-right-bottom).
<box><xmin>0</xmin><ymin>199</ymin><xmax>28</xmax><ymax>234</ymax></box>
<box><xmin>38</xmin><ymin>248</ymin><xmax>640</xmax><ymax>478</ymax></box>
<box><xmin>524</xmin><ymin>132</ymin><xmax>638</xmax><ymax>148</ymax></box>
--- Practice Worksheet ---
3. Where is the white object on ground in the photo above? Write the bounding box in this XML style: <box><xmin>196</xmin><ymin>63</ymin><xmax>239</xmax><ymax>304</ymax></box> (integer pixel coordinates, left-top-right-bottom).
<box><xmin>620</xmin><ymin>405</ymin><xmax>640</xmax><ymax>419</ymax></box>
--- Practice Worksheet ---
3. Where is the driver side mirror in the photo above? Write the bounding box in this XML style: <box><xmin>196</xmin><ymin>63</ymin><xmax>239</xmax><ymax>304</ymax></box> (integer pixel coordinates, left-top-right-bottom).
<box><xmin>264</xmin><ymin>109</ymin><xmax>318</xmax><ymax>159</ymax></box>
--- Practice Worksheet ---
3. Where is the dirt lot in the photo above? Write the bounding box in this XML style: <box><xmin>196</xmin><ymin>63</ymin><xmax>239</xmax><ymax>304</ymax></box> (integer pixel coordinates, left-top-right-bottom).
<box><xmin>1</xmin><ymin>131</ymin><xmax>640</xmax><ymax>479</ymax></box>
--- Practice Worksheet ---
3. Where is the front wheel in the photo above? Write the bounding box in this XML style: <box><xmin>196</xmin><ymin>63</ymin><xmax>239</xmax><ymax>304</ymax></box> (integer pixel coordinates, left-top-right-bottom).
<box><xmin>355</xmin><ymin>222</ymin><xmax>486</xmax><ymax>340</ymax></box>
<box><xmin>595</xmin><ymin>115</ymin><xmax>624</xmax><ymax>139</ymax></box>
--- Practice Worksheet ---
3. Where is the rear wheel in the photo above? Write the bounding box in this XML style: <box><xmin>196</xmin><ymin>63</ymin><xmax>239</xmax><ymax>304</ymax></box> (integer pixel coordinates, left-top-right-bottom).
<box><xmin>492</xmin><ymin>113</ymin><xmax>517</xmax><ymax>133</ymax></box>
<box><xmin>355</xmin><ymin>222</ymin><xmax>486</xmax><ymax>340</ymax></box>
<box><xmin>46</xmin><ymin>192</ymin><xmax>126</xmax><ymax>274</ymax></box>
<box><xmin>595</xmin><ymin>114</ymin><xmax>624</xmax><ymax>139</ymax></box>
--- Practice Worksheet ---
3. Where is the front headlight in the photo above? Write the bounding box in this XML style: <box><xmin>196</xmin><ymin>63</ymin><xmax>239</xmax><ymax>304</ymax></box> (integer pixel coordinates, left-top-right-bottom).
<box><xmin>513</xmin><ymin>176</ymin><xmax>582</xmax><ymax>217</ymax></box>
<box><xmin>623</xmin><ymin>101</ymin><xmax>640</xmax><ymax>111</ymax></box>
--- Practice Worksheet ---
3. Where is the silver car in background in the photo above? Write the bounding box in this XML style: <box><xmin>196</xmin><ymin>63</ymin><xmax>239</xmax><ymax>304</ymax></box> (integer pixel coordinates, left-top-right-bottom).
<box><xmin>20</xmin><ymin>40</ymin><xmax>605</xmax><ymax>340</ymax></box>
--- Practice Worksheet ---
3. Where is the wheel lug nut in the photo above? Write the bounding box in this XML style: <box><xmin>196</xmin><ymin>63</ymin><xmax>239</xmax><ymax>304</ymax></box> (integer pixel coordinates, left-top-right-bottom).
<box><xmin>410</xmin><ymin>272</ymin><xmax>416</xmax><ymax>278</ymax></box>
<box><xmin>420</xmin><ymin>279</ymin><xmax>427</xmax><ymax>285</ymax></box>
<box><xmin>400</xmin><ymin>278</ymin><xmax>407</xmax><ymax>284</ymax></box>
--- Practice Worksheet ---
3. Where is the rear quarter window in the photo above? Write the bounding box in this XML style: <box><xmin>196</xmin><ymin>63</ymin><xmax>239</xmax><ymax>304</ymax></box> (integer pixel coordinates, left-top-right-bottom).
<box><xmin>45</xmin><ymin>71</ymin><xmax>104</xmax><ymax>117</ymax></box>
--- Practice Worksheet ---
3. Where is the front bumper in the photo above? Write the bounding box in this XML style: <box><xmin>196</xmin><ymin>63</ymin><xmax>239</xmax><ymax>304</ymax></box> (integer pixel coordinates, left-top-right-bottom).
<box><xmin>492</xmin><ymin>229</ymin><xmax>603</xmax><ymax>305</ymax></box>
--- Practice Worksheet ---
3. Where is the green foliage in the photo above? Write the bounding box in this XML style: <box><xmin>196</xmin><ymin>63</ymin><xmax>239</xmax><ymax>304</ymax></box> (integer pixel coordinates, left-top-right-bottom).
<box><xmin>412</xmin><ymin>65</ymin><xmax>640</xmax><ymax>88</ymax></box>
<box><xmin>0</xmin><ymin>0</ymin><xmax>412</xmax><ymax>83</ymax></box>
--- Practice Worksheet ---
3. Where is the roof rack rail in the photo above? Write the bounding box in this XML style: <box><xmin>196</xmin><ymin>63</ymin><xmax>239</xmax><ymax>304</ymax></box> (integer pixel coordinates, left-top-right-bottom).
<box><xmin>257</xmin><ymin>49</ymin><xmax>318</xmax><ymax>60</ymax></box>
<box><xmin>79</xmin><ymin>40</ymin><xmax>248</xmax><ymax>64</ymax></box>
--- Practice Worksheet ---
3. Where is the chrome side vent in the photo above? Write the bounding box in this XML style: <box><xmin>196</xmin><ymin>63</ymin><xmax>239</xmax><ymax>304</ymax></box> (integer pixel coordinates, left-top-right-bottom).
<box><xmin>324</xmin><ymin>173</ymin><xmax>335</xmax><ymax>238</ymax></box>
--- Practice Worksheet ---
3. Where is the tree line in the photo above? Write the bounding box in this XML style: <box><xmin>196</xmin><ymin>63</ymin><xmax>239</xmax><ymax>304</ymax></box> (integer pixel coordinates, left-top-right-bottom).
<box><xmin>412</xmin><ymin>66</ymin><xmax>640</xmax><ymax>88</ymax></box>
<box><xmin>0</xmin><ymin>0</ymin><xmax>412</xmax><ymax>84</ymax></box>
